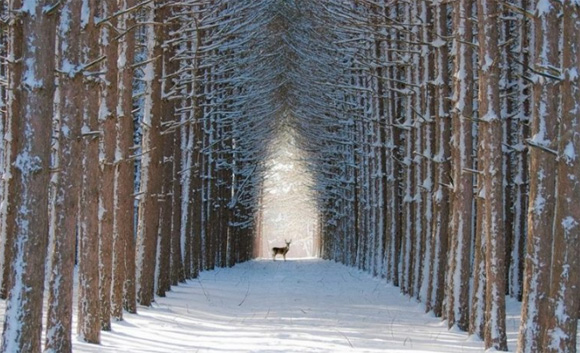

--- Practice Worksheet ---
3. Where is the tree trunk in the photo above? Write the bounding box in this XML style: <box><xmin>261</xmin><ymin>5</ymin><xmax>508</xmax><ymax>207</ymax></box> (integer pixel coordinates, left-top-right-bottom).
<box><xmin>78</xmin><ymin>0</ymin><xmax>102</xmax><ymax>343</ymax></box>
<box><xmin>112</xmin><ymin>0</ymin><xmax>137</xmax><ymax>319</ymax></box>
<box><xmin>98</xmin><ymin>0</ymin><xmax>119</xmax><ymax>331</ymax></box>
<box><xmin>157</xmin><ymin>3</ymin><xmax>178</xmax><ymax>296</ymax></box>
<box><xmin>0</xmin><ymin>1</ymin><xmax>58</xmax><ymax>352</ymax></box>
<box><xmin>447</xmin><ymin>0</ymin><xmax>473</xmax><ymax>331</ymax></box>
<box><xmin>45</xmin><ymin>1</ymin><xmax>82</xmax><ymax>351</ymax></box>
<box><xmin>135</xmin><ymin>0</ymin><xmax>164</xmax><ymax>307</ymax></box>
<box><xmin>517</xmin><ymin>0</ymin><xmax>560</xmax><ymax>351</ymax></box>
<box><xmin>478</xmin><ymin>0</ymin><xmax>508</xmax><ymax>348</ymax></box>
<box><xmin>428</xmin><ymin>0</ymin><xmax>451</xmax><ymax>319</ymax></box>
<box><xmin>543</xmin><ymin>3</ymin><xmax>579</xmax><ymax>351</ymax></box>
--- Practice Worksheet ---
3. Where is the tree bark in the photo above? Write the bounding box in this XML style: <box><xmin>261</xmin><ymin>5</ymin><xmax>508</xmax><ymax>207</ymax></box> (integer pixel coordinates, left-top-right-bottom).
<box><xmin>78</xmin><ymin>0</ymin><xmax>102</xmax><ymax>343</ymax></box>
<box><xmin>98</xmin><ymin>0</ymin><xmax>119</xmax><ymax>331</ymax></box>
<box><xmin>478</xmin><ymin>0</ymin><xmax>508</xmax><ymax>348</ymax></box>
<box><xmin>135</xmin><ymin>0</ymin><xmax>164</xmax><ymax>307</ymax></box>
<box><xmin>428</xmin><ymin>0</ymin><xmax>451</xmax><ymax>319</ymax></box>
<box><xmin>0</xmin><ymin>1</ymin><xmax>58</xmax><ymax>352</ymax></box>
<box><xmin>447</xmin><ymin>0</ymin><xmax>473</xmax><ymax>331</ymax></box>
<box><xmin>543</xmin><ymin>3</ymin><xmax>580</xmax><ymax>351</ymax></box>
<box><xmin>111</xmin><ymin>0</ymin><xmax>137</xmax><ymax>319</ymax></box>
<box><xmin>45</xmin><ymin>1</ymin><xmax>82</xmax><ymax>351</ymax></box>
<box><xmin>517</xmin><ymin>0</ymin><xmax>560</xmax><ymax>351</ymax></box>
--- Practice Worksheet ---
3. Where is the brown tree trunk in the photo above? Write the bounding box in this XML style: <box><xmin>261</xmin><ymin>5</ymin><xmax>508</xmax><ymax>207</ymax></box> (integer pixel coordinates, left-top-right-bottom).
<box><xmin>0</xmin><ymin>1</ymin><xmax>58</xmax><ymax>352</ymax></box>
<box><xmin>45</xmin><ymin>1</ymin><xmax>83</xmax><ymax>351</ymax></box>
<box><xmin>478</xmin><ymin>0</ymin><xmax>508</xmax><ymax>348</ymax></box>
<box><xmin>0</xmin><ymin>0</ymin><xmax>10</xmax><ymax>301</ymax></box>
<box><xmin>170</xmin><ymin>124</ymin><xmax>184</xmax><ymax>285</ymax></box>
<box><xmin>517</xmin><ymin>0</ymin><xmax>560</xmax><ymax>351</ymax></box>
<box><xmin>98</xmin><ymin>0</ymin><xmax>119</xmax><ymax>331</ymax></box>
<box><xmin>135</xmin><ymin>0</ymin><xmax>164</xmax><ymax>307</ymax></box>
<box><xmin>543</xmin><ymin>3</ymin><xmax>579</xmax><ymax>351</ymax></box>
<box><xmin>157</xmin><ymin>3</ymin><xmax>178</xmax><ymax>296</ymax></box>
<box><xmin>447</xmin><ymin>0</ymin><xmax>473</xmax><ymax>331</ymax></box>
<box><xmin>428</xmin><ymin>0</ymin><xmax>451</xmax><ymax>319</ymax></box>
<box><xmin>112</xmin><ymin>0</ymin><xmax>137</xmax><ymax>319</ymax></box>
<box><xmin>78</xmin><ymin>0</ymin><xmax>102</xmax><ymax>343</ymax></box>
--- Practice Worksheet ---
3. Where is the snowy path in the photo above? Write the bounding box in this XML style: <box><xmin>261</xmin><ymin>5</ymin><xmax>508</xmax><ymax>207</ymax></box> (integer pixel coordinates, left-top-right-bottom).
<box><xmin>70</xmin><ymin>259</ymin><xmax>513</xmax><ymax>353</ymax></box>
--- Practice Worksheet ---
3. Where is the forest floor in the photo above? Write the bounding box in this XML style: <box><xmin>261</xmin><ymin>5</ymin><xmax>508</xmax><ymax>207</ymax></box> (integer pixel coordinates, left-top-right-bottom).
<box><xmin>1</xmin><ymin>259</ymin><xmax>576</xmax><ymax>352</ymax></box>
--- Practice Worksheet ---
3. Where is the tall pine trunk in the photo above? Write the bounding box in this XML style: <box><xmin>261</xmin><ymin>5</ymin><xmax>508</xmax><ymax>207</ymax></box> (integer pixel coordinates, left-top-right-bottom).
<box><xmin>98</xmin><ymin>0</ymin><xmax>119</xmax><ymax>331</ymax></box>
<box><xmin>45</xmin><ymin>1</ymin><xmax>82</xmax><ymax>351</ymax></box>
<box><xmin>136</xmin><ymin>0</ymin><xmax>164</xmax><ymax>306</ymax></box>
<box><xmin>517</xmin><ymin>0</ymin><xmax>560</xmax><ymax>351</ymax></box>
<box><xmin>447</xmin><ymin>0</ymin><xmax>473</xmax><ymax>331</ymax></box>
<box><xmin>78</xmin><ymin>0</ymin><xmax>102</xmax><ymax>343</ymax></box>
<box><xmin>0</xmin><ymin>1</ymin><xmax>58</xmax><ymax>352</ymax></box>
<box><xmin>478</xmin><ymin>0</ymin><xmax>508</xmax><ymax>348</ymax></box>
<box><xmin>112</xmin><ymin>0</ymin><xmax>137</xmax><ymax>319</ymax></box>
<box><xmin>543</xmin><ymin>3</ymin><xmax>579</xmax><ymax>351</ymax></box>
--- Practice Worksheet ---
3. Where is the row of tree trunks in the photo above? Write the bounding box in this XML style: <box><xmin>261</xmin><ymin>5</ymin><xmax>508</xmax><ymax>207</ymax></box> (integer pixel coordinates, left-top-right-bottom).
<box><xmin>317</xmin><ymin>0</ymin><xmax>579</xmax><ymax>351</ymax></box>
<box><xmin>0</xmin><ymin>2</ymin><xmax>260</xmax><ymax>352</ymax></box>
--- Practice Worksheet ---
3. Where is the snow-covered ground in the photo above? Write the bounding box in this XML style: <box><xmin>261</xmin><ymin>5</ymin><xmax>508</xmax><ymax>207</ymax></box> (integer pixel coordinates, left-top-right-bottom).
<box><xmin>79</xmin><ymin>259</ymin><xmax>513</xmax><ymax>353</ymax></box>
<box><xmin>1</xmin><ymin>259</ymin><xmax>576</xmax><ymax>352</ymax></box>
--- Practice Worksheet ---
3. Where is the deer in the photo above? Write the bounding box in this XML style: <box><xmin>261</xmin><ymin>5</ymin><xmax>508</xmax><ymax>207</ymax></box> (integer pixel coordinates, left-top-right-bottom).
<box><xmin>272</xmin><ymin>240</ymin><xmax>291</xmax><ymax>261</ymax></box>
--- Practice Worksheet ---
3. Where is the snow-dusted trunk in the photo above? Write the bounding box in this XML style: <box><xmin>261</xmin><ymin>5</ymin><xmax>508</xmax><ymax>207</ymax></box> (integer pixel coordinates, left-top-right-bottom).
<box><xmin>477</xmin><ymin>0</ymin><xmax>508</xmax><ymax>348</ymax></box>
<box><xmin>98</xmin><ymin>0</ymin><xmax>119</xmax><ymax>331</ymax></box>
<box><xmin>446</xmin><ymin>0</ymin><xmax>473</xmax><ymax>331</ymax></box>
<box><xmin>0</xmin><ymin>1</ymin><xmax>58</xmax><ymax>352</ymax></box>
<box><xmin>372</xmin><ymin>6</ymin><xmax>387</xmax><ymax>277</ymax></box>
<box><xmin>427</xmin><ymin>0</ymin><xmax>451</xmax><ymax>318</ymax></box>
<box><xmin>189</xmin><ymin>17</ymin><xmax>205</xmax><ymax>276</ymax></box>
<box><xmin>470</xmin><ymin>185</ymin><xmax>487</xmax><ymax>338</ymax></box>
<box><xmin>0</xmin><ymin>5</ymin><xmax>6</xmax><ymax>294</ymax></box>
<box><xmin>543</xmin><ymin>4</ymin><xmax>580</xmax><ymax>351</ymax></box>
<box><xmin>399</xmin><ymin>0</ymin><xmax>415</xmax><ymax>295</ymax></box>
<box><xmin>410</xmin><ymin>0</ymin><xmax>425</xmax><ymax>298</ymax></box>
<box><xmin>78</xmin><ymin>0</ymin><xmax>102</xmax><ymax>343</ymax></box>
<box><xmin>507</xmin><ymin>0</ymin><xmax>530</xmax><ymax>301</ymax></box>
<box><xmin>157</xmin><ymin>3</ymin><xmax>179</xmax><ymax>296</ymax></box>
<box><xmin>517</xmin><ymin>0</ymin><xmax>560</xmax><ymax>351</ymax></box>
<box><xmin>44</xmin><ymin>1</ymin><xmax>83</xmax><ymax>351</ymax></box>
<box><xmin>418</xmin><ymin>0</ymin><xmax>433</xmax><ymax>303</ymax></box>
<box><xmin>111</xmin><ymin>0</ymin><xmax>137</xmax><ymax>319</ymax></box>
<box><xmin>385</xmin><ymin>3</ymin><xmax>402</xmax><ymax>284</ymax></box>
<box><xmin>135</xmin><ymin>0</ymin><xmax>164</xmax><ymax>307</ymax></box>
<box><xmin>170</xmin><ymin>115</ymin><xmax>183</xmax><ymax>284</ymax></box>
<box><xmin>0</xmin><ymin>2</ymin><xmax>22</xmax><ymax>303</ymax></box>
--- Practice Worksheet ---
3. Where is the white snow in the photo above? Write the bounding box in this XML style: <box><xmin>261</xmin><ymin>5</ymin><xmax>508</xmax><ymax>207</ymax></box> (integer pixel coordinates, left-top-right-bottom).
<box><xmin>563</xmin><ymin>142</ymin><xmax>576</xmax><ymax>164</ymax></box>
<box><xmin>74</xmin><ymin>259</ymin><xmax>487</xmax><ymax>352</ymax></box>
<box><xmin>481</xmin><ymin>55</ymin><xmax>494</xmax><ymax>72</ymax></box>
<box><xmin>535</xmin><ymin>0</ymin><xmax>553</xmax><ymax>16</ymax></box>
<box><xmin>1</xmin><ymin>260</ymin><xmax>577</xmax><ymax>352</ymax></box>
